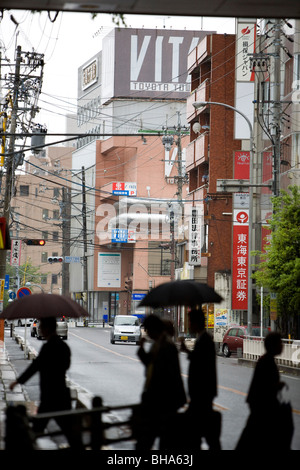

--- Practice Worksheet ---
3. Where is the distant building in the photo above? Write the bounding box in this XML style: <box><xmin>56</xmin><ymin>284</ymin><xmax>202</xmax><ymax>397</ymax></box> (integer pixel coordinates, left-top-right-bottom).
<box><xmin>9</xmin><ymin>147</ymin><xmax>72</xmax><ymax>295</ymax></box>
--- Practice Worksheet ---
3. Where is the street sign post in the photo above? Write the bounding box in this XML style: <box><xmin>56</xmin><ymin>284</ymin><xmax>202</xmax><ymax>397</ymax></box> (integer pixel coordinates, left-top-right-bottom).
<box><xmin>17</xmin><ymin>286</ymin><xmax>32</xmax><ymax>298</ymax></box>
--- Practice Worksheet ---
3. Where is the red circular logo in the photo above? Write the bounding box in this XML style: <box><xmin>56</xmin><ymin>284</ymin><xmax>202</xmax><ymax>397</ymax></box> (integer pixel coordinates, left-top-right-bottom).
<box><xmin>236</xmin><ymin>211</ymin><xmax>249</xmax><ymax>224</ymax></box>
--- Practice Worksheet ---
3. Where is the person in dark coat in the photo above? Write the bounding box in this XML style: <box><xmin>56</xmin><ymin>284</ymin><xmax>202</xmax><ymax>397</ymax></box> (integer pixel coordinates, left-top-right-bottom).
<box><xmin>10</xmin><ymin>316</ymin><xmax>81</xmax><ymax>448</ymax></box>
<box><xmin>236</xmin><ymin>332</ymin><xmax>291</xmax><ymax>450</ymax></box>
<box><xmin>135</xmin><ymin>315</ymin><xmax>186</xmax><ymax>451</ymax></box>
<box><xmin>180</xmin><ymin>308</ymin><xmax>221</xmax><ymax>450</ymax></box>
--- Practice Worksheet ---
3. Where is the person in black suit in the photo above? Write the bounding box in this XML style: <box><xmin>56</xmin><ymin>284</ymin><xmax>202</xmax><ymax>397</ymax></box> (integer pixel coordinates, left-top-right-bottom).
<box><xmin>236</xmin><ymin>332</ymin><xmax>292</xmax><ymax>450</ymax></box>
<box><xmin>135</xmin><ymin>314</ymin><xmax>186</xmax><ymax>451</ymax></box>
<box><xmin>10</xmin><ymin>316</ymin><xmax>81</xmax><ymax>448</ymax></box>
<box><xmin>180</xmin><ymin>308</ymin><xmax>221</xmax><ymax>450</ymax></box>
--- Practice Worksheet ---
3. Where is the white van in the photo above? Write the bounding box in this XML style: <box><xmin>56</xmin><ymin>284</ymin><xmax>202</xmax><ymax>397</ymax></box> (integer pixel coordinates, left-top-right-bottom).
<box><xmin>110</xmin><ymin>315</ymin><xmax>141</xmax><ymax>345</ymax></box>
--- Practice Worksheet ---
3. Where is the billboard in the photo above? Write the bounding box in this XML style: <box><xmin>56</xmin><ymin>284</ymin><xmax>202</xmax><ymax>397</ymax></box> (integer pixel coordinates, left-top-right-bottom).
<box><xmin>103</xmin><ymin>28</ymin><xmax>213</xmax><ymax>100</ymax></box>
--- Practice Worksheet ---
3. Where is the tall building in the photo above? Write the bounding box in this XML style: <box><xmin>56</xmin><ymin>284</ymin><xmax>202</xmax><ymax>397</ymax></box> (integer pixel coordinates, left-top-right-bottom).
<box><xmin>9</xmin><ymin>147</ymin><xmax>72</xmax><ymax>296</ymax></box>
<box><xmin>69</xmin><ymin>27</ymin><xmax>215</xmax><ymax>325</ymax></box>
<box><xmin>186</xmin><ymin>32</ymin><xmax>243</xmax><ymax>341</ymax></box>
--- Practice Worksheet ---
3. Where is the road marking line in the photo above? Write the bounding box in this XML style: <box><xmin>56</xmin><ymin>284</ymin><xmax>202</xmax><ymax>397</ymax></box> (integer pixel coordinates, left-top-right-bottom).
<box><xmin>70</xmin><ymin>332</ymin><xmax>300</xmax><ymax>416</ymax></box>
<box><xmin>70</xmin><ymin>331</ymin><xmax>140</xmax><ymax>362</ymax></box>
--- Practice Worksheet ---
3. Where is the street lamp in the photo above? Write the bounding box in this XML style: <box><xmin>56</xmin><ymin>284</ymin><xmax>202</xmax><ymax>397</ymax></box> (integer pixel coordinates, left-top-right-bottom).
<box><xmin>193</xmin><ymin>101</ymin><xmax>254</xmax><ymax>334</ymax></box>
<box><xmin>25</xmin><ymin>282</ymin><xmax>45</xmax><ymax>293</ymax></box>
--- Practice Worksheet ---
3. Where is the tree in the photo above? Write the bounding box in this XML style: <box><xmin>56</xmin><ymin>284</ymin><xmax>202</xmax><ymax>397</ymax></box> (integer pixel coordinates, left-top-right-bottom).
<box><xmin>4</xmin><ymin>258</ymin><xmax>48</xmax><ymax>308</ymax></box>
<box><xmin>252</xmin><ymin>185</ymin><xmax>300</xmax><ymax>337</ymax></box>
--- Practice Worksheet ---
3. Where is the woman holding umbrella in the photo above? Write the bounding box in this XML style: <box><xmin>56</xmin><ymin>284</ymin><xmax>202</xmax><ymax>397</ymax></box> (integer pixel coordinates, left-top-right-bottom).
<box><xmin>10</xmin><ymin>316</ymin><xmax>81</xmax><ymax>448</ymax></box>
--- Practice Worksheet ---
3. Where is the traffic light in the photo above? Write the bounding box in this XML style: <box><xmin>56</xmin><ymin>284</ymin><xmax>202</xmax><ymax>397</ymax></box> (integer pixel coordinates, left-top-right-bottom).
<box><xmin>125</xmin><ymin>280</ymin><xmax>132</xmax><ymax>292</ymax></box>
<box><xmin>47</xmin><ymin>256</ymin><xmax>63</xmax><ymax>263</ymax></box>
<box><xmin>24</xmin><ymin>239</ymin><xmax>46</xmax><ymax>246</ymax></box>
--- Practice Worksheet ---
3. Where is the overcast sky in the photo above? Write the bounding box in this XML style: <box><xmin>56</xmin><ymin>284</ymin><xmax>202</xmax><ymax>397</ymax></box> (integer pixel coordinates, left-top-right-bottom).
<box><xmin>0</xmin><ymin>10</ymin><xmax>236</xmax><ymax>136</ymax></box>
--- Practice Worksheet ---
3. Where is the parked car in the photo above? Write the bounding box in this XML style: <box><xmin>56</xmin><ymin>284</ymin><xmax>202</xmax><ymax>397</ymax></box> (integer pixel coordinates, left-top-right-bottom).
<box><xmin>222</xmin><ymin>325</ymin><xmax>270</xmax><ymax>357</ymax></box>
<box><xmin>30</xmin><ymin>319</ymin><xmax>38</xmax><ymax>337</ymax></box>
<box><xmin>36</xmin><ymin>317</ymin><xmax>68</xmax><ymax>340</ymax></box>
<box><xmin>110</xmin><ymin>315</ymin><xmax>141</xmax><ymax>345</ymax></box>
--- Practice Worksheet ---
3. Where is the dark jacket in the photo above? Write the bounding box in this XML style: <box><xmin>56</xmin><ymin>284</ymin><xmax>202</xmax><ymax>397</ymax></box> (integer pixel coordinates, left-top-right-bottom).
<box><xmin>17</xmin><ymin>334</ymin><xmax>71</xmax><ymax>412</ymax></box>
<box><xmin>246</xmin><ymin>352</ymin><xmax>280</xmax><ymax>413</ymax></box>
<box><xmin>140</xmin><ymin>332</ymin><xmax>186</xmax><ymax>414</ymax></box>
<box><xmin>188</xmin><ymin>330</ymin><xmax>217</xmax><ymax>408</ymax></box>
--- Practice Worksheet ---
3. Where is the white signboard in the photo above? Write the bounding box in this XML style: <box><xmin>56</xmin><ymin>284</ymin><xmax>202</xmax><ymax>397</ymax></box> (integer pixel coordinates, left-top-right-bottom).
<box><xmin>98</xmin><ymin>253</ymin><xmax>121</xmax><ymax>288</ymax></box>
<box><xmin>10</xmin><ymin>239</ymin><xmax>21</xmax><ymax>266</ymax></box>
<box><xmin>188</xmin><ymin>208</ymin><xmax>202</xmax><ymax>266</ymax></box>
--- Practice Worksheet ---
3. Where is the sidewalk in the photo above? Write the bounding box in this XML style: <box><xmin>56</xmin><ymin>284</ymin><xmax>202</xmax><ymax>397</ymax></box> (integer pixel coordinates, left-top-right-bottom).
<box><xmin>0</xmin><ymin>338</ymin><xmax>32</xmax><ymax>449</ymax></box>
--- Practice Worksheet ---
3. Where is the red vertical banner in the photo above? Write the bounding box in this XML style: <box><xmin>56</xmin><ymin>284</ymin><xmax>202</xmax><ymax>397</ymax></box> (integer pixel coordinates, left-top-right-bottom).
<box><xmin>234</xmin><ymin>151</ymin><xmax>250</xmax><ymax>179</ymax></box>
<box><xmin>232</xmin><ymin>210</ymin><xmax>249</xmax><ymax>310</ymax></box>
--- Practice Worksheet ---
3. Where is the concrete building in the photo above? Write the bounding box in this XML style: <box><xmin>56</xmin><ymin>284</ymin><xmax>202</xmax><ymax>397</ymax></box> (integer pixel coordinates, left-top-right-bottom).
<box><xmin>186</xmin><ymin>32</ymin><xmax>244</xmax><ymax>341</ymax></box>
<box><xmin>69</xmin><ymin>27</ymin><xmax>215</xmax><ymax>326</ymax></box>
<box><xmin>9</xmin><ymin>147</ymin><xmax>72</xmax><ymax>296</ymax></box>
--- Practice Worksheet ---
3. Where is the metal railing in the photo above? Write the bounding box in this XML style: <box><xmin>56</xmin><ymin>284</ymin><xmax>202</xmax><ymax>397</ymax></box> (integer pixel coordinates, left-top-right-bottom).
<box><xmin>5</xmin><ymin>396</ymin><xmax>139</xmax><ymax>450</ymax></box>
<box><xmin>243</xmin><ymin>337</ymin><xmax>300</xmax><ymax>368</ymax></box>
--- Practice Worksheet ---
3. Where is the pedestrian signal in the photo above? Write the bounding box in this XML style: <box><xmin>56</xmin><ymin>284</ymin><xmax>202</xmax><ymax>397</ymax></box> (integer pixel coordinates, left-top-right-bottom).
<box><xmin>47</xmin><ymin>256</ymin><xmax>63</xmax><ymax>263</ymax></box>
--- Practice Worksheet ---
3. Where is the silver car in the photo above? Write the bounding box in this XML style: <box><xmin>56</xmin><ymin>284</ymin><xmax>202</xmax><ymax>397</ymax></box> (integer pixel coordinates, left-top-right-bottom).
<box><xmin>36</xmin><ymin>317</ymin><xmax>68</xmax><ymax>340</ymax></box>
<box><xmin>110</xmin><ymin>315</ymin><xmax>141</xmax><ymax>345</ymax></box>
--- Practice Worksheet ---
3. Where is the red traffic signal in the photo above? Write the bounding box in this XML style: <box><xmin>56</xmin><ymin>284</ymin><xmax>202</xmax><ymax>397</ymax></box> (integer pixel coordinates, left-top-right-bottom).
<box><xmin>24</xmin><ymin>239</ymin><xmax>46</xmax><ymax>246</ymax></box>
<box><xmin>47</xmin><ymin>256</ymin><xmax>63</xmax><ymax>263</ymax></box>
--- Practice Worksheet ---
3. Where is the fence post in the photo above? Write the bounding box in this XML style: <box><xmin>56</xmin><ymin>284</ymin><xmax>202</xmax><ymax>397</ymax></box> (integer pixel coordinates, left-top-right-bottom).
<box><xmin>5</xmin><ymin>405</ymin><xmax>35</xmax><ymax>450</ymax></box>
<box><xmin>90</xmin><ymin>396</ymin><xmax>104</xmax><ymax>450</ymax></box>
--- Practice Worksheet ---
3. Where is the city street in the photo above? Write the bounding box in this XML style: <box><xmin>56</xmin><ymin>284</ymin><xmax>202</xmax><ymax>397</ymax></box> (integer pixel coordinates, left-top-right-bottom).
<box><xmin>7</xmin><ymin>326</ymin><xmax>300</xmax><ymax>450</ymax></box>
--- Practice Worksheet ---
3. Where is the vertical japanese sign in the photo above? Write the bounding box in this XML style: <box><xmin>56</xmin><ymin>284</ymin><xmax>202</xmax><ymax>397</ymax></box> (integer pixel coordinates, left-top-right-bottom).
<box><xmin>0</xmin><ymin>279</ymin><xmax>4</xmax><ymax>313</ymax></box>
<box><xmin>10</xmin><ymin>239</ymin><xmax>21</xmax><ymax>266</ymax></box>
<box><xmin>236</xmin><ymin>22</ymin><xmax>256</xmax><ymax>82</ymax></box>
<box><xmin>234</xmin><ymin>151</ymin><xmax>250</xmax><ymax>179</ymax></box>
<box><xmin>188</xmin><ymin>207</ymin><xmax>202</xmax><ymax>266</ymax></box>
<box><xmin>232</xmin><ymin>209</ymin><xmax>249</xmax><ymax>310</ymax></box>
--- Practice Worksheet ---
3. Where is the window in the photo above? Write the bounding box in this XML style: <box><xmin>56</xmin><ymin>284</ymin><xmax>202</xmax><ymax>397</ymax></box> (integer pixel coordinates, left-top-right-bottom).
<box><xmin>53</xmin><ymin>210</ymin><xmax>59</xmax><ymax>220</ymax></box>
<box><xmin>41</xmin><ymin>274</ymin><xmax>47</xmax><ymax>285</ymax></box>
<box><xmin>20</xmin><ymin>185</ymin><xmax>29</xmax><ymax>196</ymax></box>
<box><xmin>294</xmin><ymin>54</ymin><xmax>300</xmax><ymax>90</ymax></box>
<box><xmin>53</xmin><ymin>231</ymin><xmax>59</xmax><ymax>242</ymax></box>
<box><xmin>51</xmin><ymin>274</ymin><xmax>58</xmax><ymax>285</ymax></box>
<box><xmin>42</xmin><ymin>231</ymin><xmax>48</xmax><ymax>241</ymax></box>
<box><xmin>53</xmin><ymin>188</ymin><xmax>60</xmax><ymax>198</ymax></box>
<box><xmin>148</xmin><ymin>241</ymin><xmax>172</xmax><ymax>276</ymax></box>
<box><xmin>42</xmin><ymin>209</ymin><xmax>49</xmax><ymax>220</ymax></box>
<box><xmin>41</xmin><ymin>252</ymin><xmax>48</xmax><ymax>263</ymax></box>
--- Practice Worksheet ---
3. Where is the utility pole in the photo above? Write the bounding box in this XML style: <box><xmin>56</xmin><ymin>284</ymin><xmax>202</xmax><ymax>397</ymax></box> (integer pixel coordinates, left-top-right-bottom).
<box><xmin>61</xmin><ymin>186</ymin><xmax>71</xmax><ymax>296</ymax></box>
<box><xmin>162</xmin><ymin>112</ymin><xmax>187</xmax><ymax>334</ymax></box>
<box><xmin>271</xmin><ymin>20</ymin><xmax>282</xmax><ymax>197</ymax></box>
<box><xmin>0</xmin><ymin>46</ymin><xmax>21</xmax><ymax>340</ymax></box>
<box><xmin>81</xmin><ymin>166</ymin><xmax>88</xmax><ymax>314</ymax></box>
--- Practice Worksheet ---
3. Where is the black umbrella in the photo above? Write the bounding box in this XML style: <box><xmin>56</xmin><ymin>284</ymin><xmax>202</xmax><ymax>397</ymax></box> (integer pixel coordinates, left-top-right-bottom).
<box><xmin>0</xmin><ymin>293</ymin><xmax>89</xmax><ymax>320</ymax></box>
<box><xmin>138</xmin><ymin>280</ymin><xmax>223</xmax><ymax>308</ymax></box>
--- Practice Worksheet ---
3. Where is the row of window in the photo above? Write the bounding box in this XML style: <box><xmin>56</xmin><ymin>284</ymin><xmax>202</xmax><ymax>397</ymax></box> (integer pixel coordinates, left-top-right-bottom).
<box><xmin>41</xmin><ymin>274</ymin><xmax>58</xmax><ymax>285</ymax></box>
<box><xmin>19</xmin><ymin>186</ymin><xmax>60</xmax><ymax>198</ymax></box>
<box><xmin>77</xmin><ymin>96</ymin><xmax>102</xmax><ymax>126</ymax></box>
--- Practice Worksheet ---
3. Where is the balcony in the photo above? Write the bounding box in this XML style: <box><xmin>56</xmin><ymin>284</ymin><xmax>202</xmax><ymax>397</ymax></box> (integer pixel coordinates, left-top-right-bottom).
<box><xmin>187</xmin><ymin>79</ymin><xmax>210</xmax><ymax>121</ymax></box>
<box><xmin>187</xmin><ymin>36</ymin><xmax>211</xmax><ymax>73</ymax></box>
<box><xmin>186</xmin><ymin>133</ymin><xmax>209</xmax><ymax>171</ymax></box>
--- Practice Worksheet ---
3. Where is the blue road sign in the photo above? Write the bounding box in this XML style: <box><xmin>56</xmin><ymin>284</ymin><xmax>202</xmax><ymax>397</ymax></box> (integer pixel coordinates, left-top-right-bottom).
<box><xmin>4</xmin><ymin>274</ymin><xmax>9</xmax><ymax>290</ymax></box>
<box><xmin>17</xmin><ymin>287</ymin><xmax>32</xmax><ymax>298</ymax></box>
<box><xmin>9</xmin><ymin>291</ymin><xmax>16</xmax><ymax>300</ymax></box>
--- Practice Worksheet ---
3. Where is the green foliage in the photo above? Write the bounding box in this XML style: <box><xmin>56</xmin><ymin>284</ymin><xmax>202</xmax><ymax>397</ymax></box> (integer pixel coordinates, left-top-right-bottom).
<box><xmin>4</xmin><ymin>259</ymin><xmax>47</xmax><ymax>307</ymax></box>
<box><xmin>252</xmin><ymin>185</ymin><xmax>300</xmax><ymax>326</ymax></box>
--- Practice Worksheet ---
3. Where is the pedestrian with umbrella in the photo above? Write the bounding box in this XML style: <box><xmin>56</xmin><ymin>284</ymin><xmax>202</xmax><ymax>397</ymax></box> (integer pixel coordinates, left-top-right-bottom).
<box><xmin>1</xmin><ymin>293</ymin><xmax>88</xmax><ymax>448</ymax></box>
<box><xmin>139</xmin><ymin>280</ymin><xmax>223</xmax><ymax>451</ymax></box>
<box><xmin>180</xmin><ymin>308</ymin><xmax>221</xmax><ymax>451</ymax></box>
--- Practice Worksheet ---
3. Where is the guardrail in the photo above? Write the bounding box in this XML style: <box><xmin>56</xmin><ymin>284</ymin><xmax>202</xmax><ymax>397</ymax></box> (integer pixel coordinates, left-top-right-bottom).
<box><xmin>5</xmin><ymin>397</ymin><xmax>139</xmax><ymax>450</ymax></box>
<box><xmin>243</xmin><ymin>337</ymin><xmax>300</xmax><ymax>368</ymax></box>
